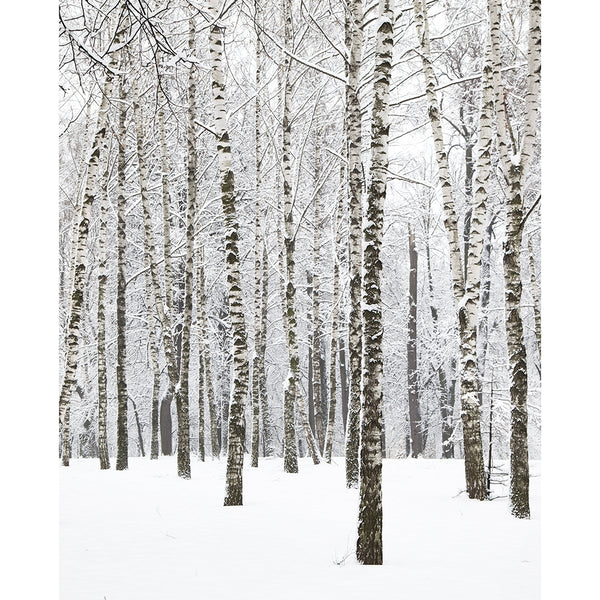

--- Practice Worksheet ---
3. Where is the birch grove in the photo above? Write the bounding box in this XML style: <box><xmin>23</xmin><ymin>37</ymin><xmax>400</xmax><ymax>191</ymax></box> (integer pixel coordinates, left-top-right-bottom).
<box><xmin>59</xmin><ymin>0</ymin><xmax>542</xmax><ymax>565</ymax></box>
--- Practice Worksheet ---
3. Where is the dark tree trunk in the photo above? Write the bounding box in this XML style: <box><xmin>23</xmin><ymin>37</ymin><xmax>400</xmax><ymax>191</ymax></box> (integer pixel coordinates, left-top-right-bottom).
<box><xmin>407</xmin><ymin>224</ymin><xmax>424</xmax><ymax>457</ymax></box>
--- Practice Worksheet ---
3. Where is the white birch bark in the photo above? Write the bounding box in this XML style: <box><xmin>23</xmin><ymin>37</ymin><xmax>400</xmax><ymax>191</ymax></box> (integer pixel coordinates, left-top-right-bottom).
<box><xmin>412</xmin><ymin>0</ymin><xmax>486</xmax><ymax>498</ymax></box>
<box><xmin>324</xmin><ymin>163</ymin><xmax>345</xmax><ymax>463</ymax></box>
<box><xmin>281</xmin><ymin>0</ymin><xmax>320</xmax><ymax>467</ymax></box>
<box><xmin>344</xmin><ymin>0</ymin><xmax>365</xmax><ymax>489</ymax></box>
<box><xmin>208</xmin><ymin>0</ymin><xmax>250</xmax><ymax>505</ymax></box>
<box><xmin>488</xmin><ymin>0</ymin><xmax>541</xmax><ymax>519</ymax></box>
<box><xmin>356</xmin><ymin>0</ymin><xmax>393</xmax><ymax>566</ymax></box>
<box><xmin>58</xmin><ymin>45</ymin><xmax>121</xmax><ymax>466</ymax></box>
<box><xmin>196</xmin><ymin>244</ymin><xmax>220</xmax><ymax>458</ymax></box>
<box><xmin>97</xmin><ymin>144</ymin><xmax>110</xmax><ymax>470</ymax></box>
<box><xmin>115</xmin><ymin>48</ymin><xmax>130</xmax><ymax>472</ymax></box>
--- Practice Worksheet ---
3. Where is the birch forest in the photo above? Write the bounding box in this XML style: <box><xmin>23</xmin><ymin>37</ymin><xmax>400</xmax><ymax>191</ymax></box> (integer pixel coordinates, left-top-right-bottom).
<box><xmin>57</xmin><ymin>0</ymin><xmax>543</xmax><ymax>593</ymax></box>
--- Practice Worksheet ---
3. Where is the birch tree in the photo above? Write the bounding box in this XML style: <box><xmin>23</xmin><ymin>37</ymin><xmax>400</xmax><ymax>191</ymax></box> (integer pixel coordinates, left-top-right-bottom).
<box><xmin>208</xmin><ymin>0</ymin><xmax>250</xmax><ymax>505</ymax></box>
<box><xmin>488</xmin><ymin>0</ymin><xmax>541</xmax><ymax>519</ymax></box>
<box><xmin>356</xmin><ymin>0</ymin><xmax>393</xmax><ymax>566</ymax></box>
<box><xmin>344</xmin><ymin>0</ymin><xmax>365</xmax><ymax>489</ymax></box>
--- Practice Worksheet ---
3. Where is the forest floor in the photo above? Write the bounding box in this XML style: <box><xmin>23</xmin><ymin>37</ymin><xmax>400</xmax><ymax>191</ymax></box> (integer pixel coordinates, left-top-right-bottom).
<box><xmin>60</xmin><ymin>456</ymin><xmax>540</xmax><ymax>599</ymax></box>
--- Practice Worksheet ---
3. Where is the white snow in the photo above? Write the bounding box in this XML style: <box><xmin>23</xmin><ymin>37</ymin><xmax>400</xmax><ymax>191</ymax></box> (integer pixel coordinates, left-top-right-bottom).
<box><xmin>60</xmin><ymin>457</ymin><xmax>539</xmax><ymax>600</ymax></box>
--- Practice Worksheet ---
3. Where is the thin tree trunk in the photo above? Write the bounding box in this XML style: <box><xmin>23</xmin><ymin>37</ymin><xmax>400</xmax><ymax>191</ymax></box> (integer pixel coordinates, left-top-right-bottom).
<box><xmin>208</xmin><ymin>1</ymin><xmax>250</xmax><ymax>505</ymax></box>
<box><xmin>197</xmin><ymin>244</ymin><xmax>220</xmax><ymax>458</ymax></box>
<box><xmin>173</xmin><ymin>15</ymin><xmax>199</xmax><ymax>480</ymax></box>
<box><xmin>259</xmin><ymin>244</ymin><xmax>275</xmax><ymax>456</ymax></box>
<box><xmin>115</xmin><ymin>56</ymin><xmax>129</xmax><ymax>472</ymax></box>
<box><xmin>324</xmin><ymin>164</ymin><xmax>345</xmax><ymax>462</ymax></box>
<box><xmin>407</xmin><ymin>224</ymin><xmax>424</xmax><ymax>457</ymax></box>
<box><xmin>281</xmin><ymin>0</ymin><xmax>320</xmax><ymax>467</ymax></box>
<box><xmin>425</xmin><ymin>216</ymin><xmax>454</xmax><ymax>458</ymax></box>
<box><xmin>311</xmin><ymin>130</ymin><xmax>325</xmax><ymax>454</ymax></box>
<box><xmin>413</xmin><ymin>0</ymin><xmax>486</xmax><ymax>499</ymax></box>
<box><xmin>356</xmin><ymin>0</ymin><xmax>393</xmax><ymax>566</ymax></box>
<box><xmin>97</xmin><ymin>146</ymin><xmax>110</xmax><ymax>470</ymax></box>
<box><xmin>129</xmin><ymin>397</ymin><xmax>146</xmax><ymax>457</ymax></box>
<box><xmin>528</xmin><ymin>236</ymin><xmax>541</xmax><ymax>362</ymax></box>
<box><xmin>345</xmin><ymin>0</ymin><xmax>365</xmax><ymax>489</ymax></box>
<box><xmin>158</xmin><ymin>83</ymin><xmax>175</xmax><ymax>457</ymax></box>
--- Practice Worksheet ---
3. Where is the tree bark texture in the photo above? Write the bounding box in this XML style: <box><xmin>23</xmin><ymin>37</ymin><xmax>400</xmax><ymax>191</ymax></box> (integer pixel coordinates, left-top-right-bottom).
<box><xmin>407</xmin><ymin>224</ymin><xmax>424</xmax><ymax>457</ymax></box>
<box><xmin>345</xmin><ymin>0</ymin><xmax>365</xmax><ymax>489</ymax></box>
<box><xmin>356</xmin><ymin>0</ymin><xmax>393</xmax><ymax>566</ymax></box>
<box><xmin>208</xmin><ymin>1</ymin><xmax>250</xmax><ymax>505</ymax></box>
<box><xmin>413</xmin><ymin>0</ymin><xmax>486</xmax><ymax>498</ymax></box>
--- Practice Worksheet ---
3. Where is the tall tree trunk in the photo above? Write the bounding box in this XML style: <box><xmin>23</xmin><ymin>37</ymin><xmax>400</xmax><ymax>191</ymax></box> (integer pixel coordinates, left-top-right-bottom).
<box><xmin>158</xmin><ymin>83</ymin><xmax>175</xmax><ymax>457</ymax></box>
<box><xmin>344</xmin><ymin>0</ymin><xmax>365</xmax><ymax>489</ymax></box>
<box><xmin>259</xmin><ymin>245</ymin><xmax>275</xmax><ymax>456</ymax></box>
<box><xmin>528</xmin><ymin>236</ymin><xmax>541</xmax><ymax>363</ymax></box>
<box><xmin>356</xmin><ymin>0</ymin><xmax>393</xmax><ymax>566</ymax></box>
<box><xmin>425</xmin><ymin>215</ymin><xmax>454</xmax><ymax>458</ymax></box>
<box><xmin>407</xmin><ymin>224</ymin><xmax>424</xmax><ymax>457</ymax></box>
<box><xmin>129</xmin><ymin>397</ymin><xmax>146</xmax><ymax>457</ymax></box>
<box><xmin>311</xmin><ymin>128</ymin><xmax>325</xmax><ymax>453</ymax></box>
<box><xmin>281</xmin><ymin>0</ymin><xmax>320</xmax><ymax>467</ymax></box>
<box><xmin>97</xmin><ymin>145</ymin><xmax>110</xmax><ymax>470</ymax></box>
<box><xmin>59</xmin><ymin>60</ymin><xmax>119</xmax><ymax>466</ymax></box>
<box><xmin>197</xmin><ymin>244</ymin><xmax>220</xmax><ymax>458</ymax></box>
<box><xmin>208</xmin><ymin>1</ymin><xmax>250</xmax><ymax>505</ymax></box>
<box><xmin>324</xmin><ymin>164</ymin><xmax>345</xmax><ymax>462</ymax></box>
<box><xmin>413</xmin><ymin>0</ymin><xmax>486</xmax><ymax>499</ymax></box>
<box><xmin>198</xmin><ymin>349</ymin><xmax>206</xmax><ymax>462</ymax></box>
<box><xmin>115</xmin><ymin>56</ymin><xmax>129</xmax><ymax>472</ymax></box>
<box><xmin>173</xmin><ymin>15</ymin><xmax>199</xmax><ymax>480</ymax></box>
<box><xmin>489</xmin><ymin>0</ymin><xmax>540</xmax><ymax>519</ymax></box>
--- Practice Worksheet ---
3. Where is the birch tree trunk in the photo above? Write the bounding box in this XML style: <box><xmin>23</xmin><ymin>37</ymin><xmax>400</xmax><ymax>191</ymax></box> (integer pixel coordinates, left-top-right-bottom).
<box><xmin>97</xmin><ymin>146</ymin><xmax>110</xmax><ymax>471</ymax></box>
<box><xmin>259</xmin><ymin>245</ymin><xmax>275</xmax><ymax>456</ymax></box>
<box><xmin>196</xmin><ymin>244</ymin><xmax>220</xmax><ymax>458</ymax></box>
<box><xmin>115</xmin><ymin>55</ymin><xmax>129</xmax><ymax>472</ymax></box>
<box><xmin>344</xmin><ymin>0</ymin><xmax>365</xmax><ymax>489</ymax></box>
<box><xmin>251</xmin><ymin>12</ymin><xmax>265</xmax><ymax>467</ymax></box>
<box><xmin>356</xmin><ymin>0</ymin><xmax>393</xmax><ymax>566</ymax></box>
<box><xmin>424</xmin><ymin>210</ymin><xmax>453</xmax><ymax>458</ymax></box>
<box><xmin>528</xmin><ymin>236</ymin><xmax>541</xmax><ymax>362</ymax></box>
<box><xmin>208</xmin><ymin>0</ymin><xmax>250</xmax><ymax>505</ymax></box>
<box><xmin>172</xmin><ymin>15</ymin><xmax>200</xmax><ymax>480</ymax></box>
<box><xmin>281</xmin><ymin>0</ymin><xmax>320</xmax><ymax>468</ymax></box>
<box><xmin>324</xmin><ymin>164</ymin><xmax>345</xmax><ymax>462</ymax></box>
<box><xmin>413</xmin><ymin>0</ymin><xmax>486</xmax><ymax>498</ymax></box>
<box><xmin>145</xmin><ymin>260</ymin><xmax>161</xmax><ymax>461</ymax></box>
<box><xmin>489</xmin><ymin>0</ymin><xmax>541</xmax><ymax>519</ymax></box>
<box><xmin>407</xmin><ymin>224</ymin><xmax>424</xmax><ymax>457</ymax></box>
<box><xmin>311</xmin><ymin>131</ymin><xmax>325</xmax><ymax>453</ymax></box>
<box><xmin>58</xmin><ymin>57</ymin><xmax>119</xmax><ymax>466</ymax></box>
<box><xmin>158</xmin><ymin>83</ymin><xmax>175</xmax><ymax>457</ymax></box>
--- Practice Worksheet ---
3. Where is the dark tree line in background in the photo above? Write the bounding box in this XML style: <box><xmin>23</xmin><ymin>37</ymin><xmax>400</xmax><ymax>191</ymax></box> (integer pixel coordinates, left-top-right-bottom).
<box><xmin>59</xmin><ymin>0</ymin><xmax>541</xmax><ymax>564</ymax></box>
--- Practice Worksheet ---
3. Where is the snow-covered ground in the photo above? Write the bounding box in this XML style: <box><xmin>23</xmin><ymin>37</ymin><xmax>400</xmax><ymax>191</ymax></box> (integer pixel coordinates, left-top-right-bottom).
<box><xmin>60</xmin><ymin>457</ymin><xmax>540</xmax><ymax>600</ymax></box>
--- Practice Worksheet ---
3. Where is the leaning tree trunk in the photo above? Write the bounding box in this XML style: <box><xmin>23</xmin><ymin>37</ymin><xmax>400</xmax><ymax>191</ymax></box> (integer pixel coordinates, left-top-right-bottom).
<box><xmin>413</xmin><ymin>0</ymin><xmax>486</xmax><ymax>499</ymax></box>
<box><xmin>58</xmin><ymin>64</ymin><xmax>119</xmax><ymax>466</ymax></box>
<box><xmin>97</xmin><ymin>145</ymin><xmax>110</xmax><ymax>470</ymax></box>
<box><xmin>208</xmin><ymin>1</ymin><xmax>250</xmax><ymax>506</ymax></box>
<box><xmin>324</xmin><ymin>163</ymin><xmax>345</xmax><ymax>463</ymax></box>
<box><xmin>281</xmin><ymin>0</ymin><xmax>320</xmax><ymax>468</ymax></box>
<box><xmin>356</xmin><ymin>0</ymin><xmax>393</xmax><ymax>567</ymax></box>
<box><xmin>407</xmin><ymin>224</ymin><xmax>424</xmax><ymax>457</ymax></box>
<box><xmin>344</xmin><ymin>0</ymin><xmax>365</xmax><ymax>489</ymax></box>
<box><xmin>115</xmin><ymin>58</ymin><xmax>129</xmax><ymax>472</ymax></box>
